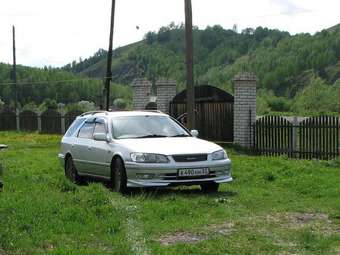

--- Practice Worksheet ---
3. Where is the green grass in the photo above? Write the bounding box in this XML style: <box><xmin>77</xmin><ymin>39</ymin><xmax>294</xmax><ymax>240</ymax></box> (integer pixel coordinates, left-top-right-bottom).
<box><xmin>0</xmin><ymin>132</ymin><xmax>339</xmax><ymax>254</ymax></box>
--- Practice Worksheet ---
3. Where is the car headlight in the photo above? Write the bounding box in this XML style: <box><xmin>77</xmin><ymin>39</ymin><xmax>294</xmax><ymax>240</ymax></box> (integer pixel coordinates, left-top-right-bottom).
<box><xmin>211</xmin><ymin>150</ymin><xmax>228</xmax><ymax>160</ymax></box>
<box><xmin>130</xmin><ymin>153</ymin><xmax>169</xmax><ymax>163</ymax></box>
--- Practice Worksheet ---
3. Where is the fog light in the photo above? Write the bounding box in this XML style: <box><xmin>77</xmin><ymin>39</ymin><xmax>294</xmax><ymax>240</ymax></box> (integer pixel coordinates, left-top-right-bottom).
<box><xmin>218</xmin><ymin>169</ymin><xmax>230</xmax><ymax>175</ymax></box>
<box><xmin>136</xmin><ymin>173</ymin><xmax>155</xmax><ymax>180</ymax></box>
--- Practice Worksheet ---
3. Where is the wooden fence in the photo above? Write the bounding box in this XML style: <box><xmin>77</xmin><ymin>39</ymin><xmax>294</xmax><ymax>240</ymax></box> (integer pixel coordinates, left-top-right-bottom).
<box><xmin>252</xmin><ymin>116</ymin><xmax>340</xmax><ymax>160</ymax></box>
<box><xmin>0</xmin><ymin>109</ymin><xmax>84</xmax><ymax>134</ymax></box>
<box><xmin>0</xmin><ymin>109</ymin><xmax>16</xmax><ymax>131</ymax></box>
<box><xmin>20</xmin><ymin>111</ymin><xmax>38</xmax><ymax>131</ymax></box>
<box><xmin>170</xmin><ymin>102</ymin><xmax>234</xmax><ymax>142</ymax></box>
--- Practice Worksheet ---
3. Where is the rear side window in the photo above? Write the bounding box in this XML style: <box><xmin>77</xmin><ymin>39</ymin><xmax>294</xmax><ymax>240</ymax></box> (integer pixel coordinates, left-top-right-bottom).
<box><xmin>78</xmin><ymin>123</ymin><xmax>95</xmax><ymax>139</ymax></box>
<box><xmin>65</xmin><ymin>118</ymin><xmax>85</xmax><ymax>137</ymax></box>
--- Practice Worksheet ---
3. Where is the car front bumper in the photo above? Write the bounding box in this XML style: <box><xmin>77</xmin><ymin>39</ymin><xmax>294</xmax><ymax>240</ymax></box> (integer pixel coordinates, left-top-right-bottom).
<box><xmin>124</xmin><ymin>159</ymin><xmax>232</xmax><ymax>188</ymax></box>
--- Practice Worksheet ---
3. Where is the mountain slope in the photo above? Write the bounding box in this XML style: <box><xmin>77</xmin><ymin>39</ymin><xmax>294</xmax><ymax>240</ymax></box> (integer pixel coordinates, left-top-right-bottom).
<box><xmin>66</xmin><ymin>24</ymin><xmax>340</xmax><ymax>99</ymax></box>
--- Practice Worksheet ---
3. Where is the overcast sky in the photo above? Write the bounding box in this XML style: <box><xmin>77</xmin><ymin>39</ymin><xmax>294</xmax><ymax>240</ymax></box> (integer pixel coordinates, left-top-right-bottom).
<box><xmin>0</xmin><ymin>0</ymin><xmax>339</xmax><ymax>68</ymax></box>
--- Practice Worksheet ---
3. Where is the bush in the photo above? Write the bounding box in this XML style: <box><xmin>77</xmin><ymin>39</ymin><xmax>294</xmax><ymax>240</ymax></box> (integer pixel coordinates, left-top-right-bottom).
<box><xmin>22</xmin><ymin>102</ymin><xmax>38</xmax><ymax>112</ymax></box>
<box><xmin>293</xmin><ymin>77</ymin><xmax>334</xmax><ymax>114</ymax></box>
<box><xmin>113</xmin><ymin>98</ymin><xmax>127</xmax><ymax>110</ymax></box>
<box><xmin>65</xmin><ymin>101</ymin><xmax>96</xmax><ymax>113</ymax></box>
<box><xmin>38</xmin><ymin>99</ymin><xmax>57</xmax><ymax>113</ymax></box>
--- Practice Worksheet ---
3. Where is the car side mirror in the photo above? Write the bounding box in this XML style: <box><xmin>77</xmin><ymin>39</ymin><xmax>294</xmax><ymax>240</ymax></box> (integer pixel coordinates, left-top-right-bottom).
<box><xmin>93</xmin><ymin>133</ymin><xmax>110</xmax><ymax>142</ymax></box>
<box><xmin>190</xmin><ymin>130</ymin><xmax>199</xmax><ymax>137</ymax></box>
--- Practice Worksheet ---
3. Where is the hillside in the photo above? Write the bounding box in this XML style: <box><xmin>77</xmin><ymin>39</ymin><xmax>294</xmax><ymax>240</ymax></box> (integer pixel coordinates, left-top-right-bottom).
<box><xmin>0</xmin><ymin>63</ymin><xmax>104</xmax><ymax>107</ymax></box>
<box><xmin>66</xmin><ymin>24</ymin><xmax>340</xmax><ymax>96</ymax></box>
<box><xmin>1</xmin><ymin>23</ymin><xmax>340</xmax><ymax>114</ymax></box>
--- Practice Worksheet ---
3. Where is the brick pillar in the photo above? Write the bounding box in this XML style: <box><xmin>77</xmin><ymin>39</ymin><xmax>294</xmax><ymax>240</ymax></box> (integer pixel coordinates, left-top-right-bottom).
<box><xmin>156</xmin><ymin>78</ymin><xmax>176</xmax><ymax>114</ymax></box>
<box><xmin>233</xmin><ymin>73</ymin><xmax>257</xmax><ymax>148</ymax></box>
<box><xmin>132</xmin><ymin>78</ymin><xmax>152</xmax><ymax>110</ymax></box>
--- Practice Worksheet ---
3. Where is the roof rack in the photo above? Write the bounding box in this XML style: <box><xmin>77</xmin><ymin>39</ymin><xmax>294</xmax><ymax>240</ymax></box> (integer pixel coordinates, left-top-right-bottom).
<box><xmin>80</xmin><ymin>111</ymin><xmax>109</xmax><ymax>117</ymax></box>
<box><xmin>137</xmin><ymin>110</ymin><xmax>163</xmax><ymax>113</ymax></box>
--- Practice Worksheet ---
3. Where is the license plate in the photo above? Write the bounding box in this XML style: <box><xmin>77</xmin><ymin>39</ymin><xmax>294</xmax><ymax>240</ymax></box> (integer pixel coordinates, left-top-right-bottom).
<box><xmin>178</xmin><ymin>168</ymin><xmax>209</xmax><ymax>177</ymax></box>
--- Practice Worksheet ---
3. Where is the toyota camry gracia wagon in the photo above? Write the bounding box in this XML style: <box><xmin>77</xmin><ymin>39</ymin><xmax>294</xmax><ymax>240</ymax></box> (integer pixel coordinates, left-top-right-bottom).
<box><xmin>58</xmin><ymin>111</ymin><xmax>232</xmax><ymax>193</ymax></box>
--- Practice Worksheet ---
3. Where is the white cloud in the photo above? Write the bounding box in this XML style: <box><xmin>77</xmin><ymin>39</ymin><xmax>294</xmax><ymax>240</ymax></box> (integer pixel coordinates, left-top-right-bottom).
<box><xmin>271</xmin><ymin>0</ymin><xmax>309</xmax><ymax>15</ymax></box>
<box><xmin>0</xmin><ymin>0</ymin><xmax>339</xmax><ymax>68</ymax></box>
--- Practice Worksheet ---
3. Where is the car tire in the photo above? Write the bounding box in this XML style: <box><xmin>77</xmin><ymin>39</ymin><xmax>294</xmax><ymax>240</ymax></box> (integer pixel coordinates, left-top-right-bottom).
<box><xmin>65</xmin><ymin>156</ymin><xmax>83</xmax><ymax>184</ymax></box>
<box><xmin>111</xmin><ymin>157</ymin><xmax>128</xmax><ymax>194</ymax></box>
<box><xmin>200</xmin><ymin>182</ymin><xmax>219</xmax><ymax>193</ymax></box>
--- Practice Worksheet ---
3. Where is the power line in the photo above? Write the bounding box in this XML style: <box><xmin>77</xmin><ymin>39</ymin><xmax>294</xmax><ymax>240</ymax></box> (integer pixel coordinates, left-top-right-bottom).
<box><xmin>0</xmin><ymin>77</ymin><xmax>111</xmax><ymax>86</ymax></box>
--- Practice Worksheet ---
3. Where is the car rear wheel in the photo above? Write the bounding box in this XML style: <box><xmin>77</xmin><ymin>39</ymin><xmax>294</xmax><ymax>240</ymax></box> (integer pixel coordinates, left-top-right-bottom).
<box><xmin>65</xmin><ymin>156</ymin><xmax>82</xmax><ymax>184</ymax></box>
<box><xmin>111</xmin><ymin>157</ymin><xmax>128</xmax><ymax>194</ymax></box>
<box><xmin>200</xmin><ymin>182</ymin><xmax>219</xmax><ymax>193</ymax></box>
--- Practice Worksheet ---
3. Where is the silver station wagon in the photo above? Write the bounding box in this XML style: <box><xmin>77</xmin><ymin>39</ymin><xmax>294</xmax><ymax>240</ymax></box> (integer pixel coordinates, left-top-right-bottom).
<box><xmin>58</xmin><ymin>111</ymin><xmax>232</xmax><ymax>193</ymax></box>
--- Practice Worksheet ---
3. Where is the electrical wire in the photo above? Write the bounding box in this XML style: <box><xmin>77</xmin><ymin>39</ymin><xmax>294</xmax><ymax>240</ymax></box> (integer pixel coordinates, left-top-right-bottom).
<box><xmin>0</xmin><ymin>76</ymin><xmax>112</xmax><ymax>86</ymax></box>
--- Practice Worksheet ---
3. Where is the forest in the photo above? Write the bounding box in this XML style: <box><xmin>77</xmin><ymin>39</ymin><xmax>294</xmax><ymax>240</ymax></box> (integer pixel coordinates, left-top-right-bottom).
<box><xmin>1</xmin><ymin>23</ymin><xmax>340</xmax><ymax>115</ymax></box>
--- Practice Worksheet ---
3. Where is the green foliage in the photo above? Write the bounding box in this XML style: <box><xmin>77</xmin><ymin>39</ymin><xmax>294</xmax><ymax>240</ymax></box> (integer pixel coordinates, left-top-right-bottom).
<box><xmin>65</xmin><ymin>23</ymin><xmax>340</xmax><ymax>114</ymax></box>
<box><xmin>293</xmin><ymin>77</ymin><xmax>340</xmax><ymax>114</ymax></box>
<box><xmin>0</xmin><ymin>132</ymin><xmax>339</xmax><ymax>254</ymax></box>
<box><xmin>257</xmin><ymin>95</ymin><xmax>271</xmax><ymax>115</ymax></box>
<box><xmin>64</xmin><ymin>101</ymin><xmax>96</xmax><ymax>113</ymax></box>
<box><xmin>22</xmin><ymin>102</ymin><xmax>38</xmax><ymax>112</ymax></box>
<box><xmin>113</xmin><ymin>98</ymin><xmax>127</xmax><ymax>110</ymax></box>
<box><xmin>257</xmin><ymin>90</ymin><xmax>293</xmax><ymax>114</ymax></box>
<box><xmin>0</xmin><ymin>63</ymin><xmax>104</xmax><ymax>106</ymax></box>
<box><xmin>1</xmin><ymin>23</ymin><xmax>340</xmax><ymax>115</ymax></box>
<box><xmin>37</xmin><ymin>98</ymin><xmax>58</xmax><ymax>113</ymax></box>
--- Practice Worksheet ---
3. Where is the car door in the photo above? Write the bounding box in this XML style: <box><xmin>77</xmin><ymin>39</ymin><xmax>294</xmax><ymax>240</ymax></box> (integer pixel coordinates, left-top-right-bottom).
<box><xmin>88</xmin><ymin>118</ymin><xmax>112</xmax><ymax>178</ymax></box>
<box><xmin>72</xmin><ymin>119</ymin><xmax>95</xmax><ymax>174</ymax></box>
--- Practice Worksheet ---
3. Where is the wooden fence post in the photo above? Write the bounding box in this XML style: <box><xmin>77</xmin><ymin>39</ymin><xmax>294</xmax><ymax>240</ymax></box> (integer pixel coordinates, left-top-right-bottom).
<box><xmin>37</xmin><ymin>113</ymin><xmax>42</xmax><ymax>132</ymax></box>
<box><xmin>292</xmin><ymin>116</ymin><xmax>298</xmax><ymax>158</ymax></box>
<box><xmin>61</xmin><ymin>113</ymin><xmax>66</xmax><ymax>134</ymax></box>
<box><xmin>16</xmin><ymin>109</ymin><xmax>20</xmax><ymax>131</ymax></box>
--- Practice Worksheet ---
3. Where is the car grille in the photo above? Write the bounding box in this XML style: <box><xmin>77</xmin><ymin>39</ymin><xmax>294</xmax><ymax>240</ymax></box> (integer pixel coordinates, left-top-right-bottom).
<box><xmin>172</xmin><ymin>154</ymin><xmax>208</xmax><ymax>162</ymax></box>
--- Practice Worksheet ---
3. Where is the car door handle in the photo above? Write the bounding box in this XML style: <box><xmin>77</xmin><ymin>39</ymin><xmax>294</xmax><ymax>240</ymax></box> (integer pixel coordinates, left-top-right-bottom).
<box><xmin>87</xmin><ymin>146</ymin><xmax>92</xmax><ymax>151</ymax></box>
<box><xmin>71</xmin><ymin>144</ymin><xmax>75</xmax><ymax>148</ymax></box>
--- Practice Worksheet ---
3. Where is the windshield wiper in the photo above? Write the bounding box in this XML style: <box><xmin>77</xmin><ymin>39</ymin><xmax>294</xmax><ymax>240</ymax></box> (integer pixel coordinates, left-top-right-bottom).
<box><xmin>170</xmin><ymin>134</ymin><xmax>190</xmax><ymax>137</ymax></box>
<box><xmin>135</xmin><ymin>134</ymin><xmax>168</xmax><ymax>139</ymax></box>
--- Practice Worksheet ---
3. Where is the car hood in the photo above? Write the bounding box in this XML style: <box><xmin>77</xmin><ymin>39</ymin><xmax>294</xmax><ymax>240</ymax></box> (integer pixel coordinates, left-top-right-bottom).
<box><xmin>115</xmin><ymin>137</ymin><xmax>222</xmax><ymax>155</ymax></box>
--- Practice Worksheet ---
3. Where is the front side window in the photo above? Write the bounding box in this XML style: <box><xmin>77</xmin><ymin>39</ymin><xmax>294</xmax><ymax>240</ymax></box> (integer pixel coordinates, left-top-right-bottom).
<box><xmin>94</xmin><ymin>122</ymin><xmax>106</xmax><ymax>134</ymax></box>
<box><xmin>78</xmin><ymin>122</ymin><xmax>95</xmax><ymax>139</ymax></box>
<box><xmin>112</xmin><ymin>115</ymin><xmax>190</xmax><ymax>139</ymax></box>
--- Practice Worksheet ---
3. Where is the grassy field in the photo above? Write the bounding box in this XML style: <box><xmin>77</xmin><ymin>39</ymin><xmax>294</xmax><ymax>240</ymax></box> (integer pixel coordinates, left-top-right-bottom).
<box><xmin>0</xmin><ymin>132</ymin><xmax>339</xmax><ymax>255</ymax></box>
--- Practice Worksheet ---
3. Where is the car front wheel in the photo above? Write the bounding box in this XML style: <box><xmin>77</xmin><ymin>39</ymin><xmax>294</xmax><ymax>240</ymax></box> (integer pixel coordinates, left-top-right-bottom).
<box><xmin>111</xmin><ymin>157</ymin><xmax>128</xmax><ymax>194</ymax></box>
<box><xmin>200</xmin><ymin>182</ymin><xmax>219</xmax><ymax>193</ymax></box>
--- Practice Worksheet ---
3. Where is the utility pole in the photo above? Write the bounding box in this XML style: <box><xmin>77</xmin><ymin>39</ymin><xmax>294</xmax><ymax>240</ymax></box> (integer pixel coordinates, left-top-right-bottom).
<box><xmin>12</xmin><ymin>25</ymin><xmax>18</xmax><ymax>110</ymax></box>
<box><xmin>184</xmin><ymin>0</ymin><xmax>195</xmax><ymax>129</ymax></box>
<box><xmin>103</xmin><ymin>0</ymin><xmax>116</xmax><ymax>111</ymax></box>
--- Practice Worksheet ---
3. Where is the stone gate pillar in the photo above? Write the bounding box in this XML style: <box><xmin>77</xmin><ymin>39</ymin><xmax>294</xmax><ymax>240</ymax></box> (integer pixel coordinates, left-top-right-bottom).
<box><xmin>233</xmin><ymin>73</ymin><xmax>257</xmax><ymax>148</ymax></box>
<box><xmin>156</xmin><ymin>78</ymin><xmax>176</xmax><ymax>114</ymax></box>
<box><xmin>132</xmin><ymin>78</ymin><xmax>152</xmax><ymax>110</ymax></box>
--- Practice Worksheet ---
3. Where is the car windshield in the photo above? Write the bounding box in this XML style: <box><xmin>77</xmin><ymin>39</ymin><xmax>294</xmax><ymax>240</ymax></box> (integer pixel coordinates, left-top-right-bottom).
<box><xmin>112</xmin><ymin>115</ymin><xmax>190</xmax><ymax>139</ymax></box>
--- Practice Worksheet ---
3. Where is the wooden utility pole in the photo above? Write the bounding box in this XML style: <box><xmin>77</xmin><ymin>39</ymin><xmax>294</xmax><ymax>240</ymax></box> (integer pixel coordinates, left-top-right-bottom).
<box><xmin>184</xmin><ymin>0</ymin><xmax>195</xmax><ymax>129</ymax></box>
<box><xmin>12</xmin><ymin>26</ymin><xmax>18</xmax><ymax>110</ymax></box>
<box><xmin>104</xmin><ymin>0</ymin><xmax>116</xmax><ymax>111</ymax></box>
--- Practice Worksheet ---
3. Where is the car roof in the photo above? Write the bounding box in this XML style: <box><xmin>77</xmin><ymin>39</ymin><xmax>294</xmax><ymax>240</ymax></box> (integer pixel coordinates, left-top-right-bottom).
<box><xmin>80</xmin><ymin>110</ymin><xmax>168</xmax><ymax>119</ymax></box>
